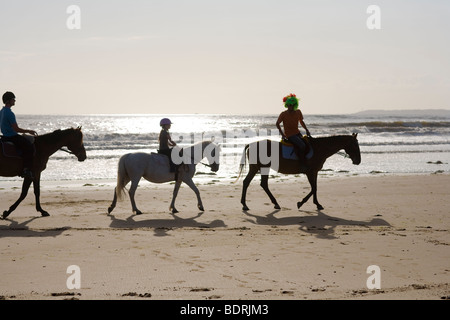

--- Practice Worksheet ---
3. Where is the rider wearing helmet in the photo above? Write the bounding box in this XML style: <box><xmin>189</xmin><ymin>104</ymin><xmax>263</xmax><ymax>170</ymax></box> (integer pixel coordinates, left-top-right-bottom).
<box><xmin>158</xmin><ymin>118</ymin><xmax>177</xmax><ymax>172</ymax></box>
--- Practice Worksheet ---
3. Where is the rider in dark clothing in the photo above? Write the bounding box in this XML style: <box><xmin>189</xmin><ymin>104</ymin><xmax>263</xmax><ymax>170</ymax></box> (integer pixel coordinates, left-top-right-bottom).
<box><xmin>158</xmin><ymin>118</ymin><xmax>178</xmax><ymax>173</ymax></box>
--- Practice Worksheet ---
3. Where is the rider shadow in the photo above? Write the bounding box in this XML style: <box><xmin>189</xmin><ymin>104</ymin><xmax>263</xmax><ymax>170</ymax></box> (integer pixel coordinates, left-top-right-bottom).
<box><xmin>243</xmin><ymin>209</ymin><xmax>391</xmax><ymax>240</ymax></box>
<box><xmin>108</xmin><ymin>212</ymin><xmax>227</xmax><ymax>237</ymax></box>
<box><xmin>0</xmin><ymin>217</ymin><xmax>68</xmax><ymax>238</ymax></box>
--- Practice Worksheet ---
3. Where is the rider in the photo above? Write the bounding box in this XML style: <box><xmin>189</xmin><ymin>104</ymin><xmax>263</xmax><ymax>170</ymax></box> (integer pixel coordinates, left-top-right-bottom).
<box><xmin>158</xmin><ymin>118</ymin><xmax>178</xmax><ymax>173</ymax></box>
<box><xmin>0</xmin><ymin>91</ymin><xmax>38</xmax><ymax>179</ymax></box>
<box><xmin>276</xmin><ymin>93</ymin><xmax>311</xmax><ymax>161</ymax></box>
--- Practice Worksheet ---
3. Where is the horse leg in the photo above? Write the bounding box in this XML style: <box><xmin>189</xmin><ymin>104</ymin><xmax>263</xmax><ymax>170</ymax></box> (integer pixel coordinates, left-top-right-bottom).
<box><xmin>108</xmin><ymin>175</ymin><xmax>131</xmax><ymax>214</ymax></box>
<box><xmin>2</xmin><ymin>178</ymin><xmax>33</xmax><ymax>219</ymax></box>
<box><xmin>297</xmin><ymin>172</ymin><xmax>323</xmax><ymax>210</ymax></box>
<box><xmin>184</xmin><ymin>178</ymin><xmax>204</xmax><ymax>211</ymax></box>
<box><xmin>32</xmin><ymin>174</ymin><xmax>49</xmax><ymax>217</ymax></box>
<box><xmin>260</xmin><ymin>174</ymin><xmax>280</xmax><ymax>210</ymax></box>
<box><xmin>128</xmin><ymin>179</ymin><xmax>142</xmax><ymax>215</ymax></box>
<box><xmin>107</xmin><ymin>187</ymin><xmax>118</xmax><ymax>214</ymax></box>
<box><xmin>310</xmin><ymin>173</ymin><xmax>324</xmax><ymax>210</ymax></box>
<box><xmin>241</xmin><ymin>164</ymin><xmax>258</xmax><ymax>211</ymax></box>
<box><xmin>169</xmin><ymin>180</ymin><xmax>182</xmax><ymax>214</ymax></box>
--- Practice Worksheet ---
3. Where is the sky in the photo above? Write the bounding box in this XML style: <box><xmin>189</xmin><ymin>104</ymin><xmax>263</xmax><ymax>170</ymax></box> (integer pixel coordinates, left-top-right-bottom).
<box><xmin>1</xmin><ymin>0</ymin><xmax>449</xmax><ymax>115</ymax></box>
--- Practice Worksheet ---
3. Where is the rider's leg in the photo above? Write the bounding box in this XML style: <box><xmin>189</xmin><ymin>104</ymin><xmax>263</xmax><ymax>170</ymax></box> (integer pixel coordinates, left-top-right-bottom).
<box><xmin>4</xmin><ymin>135</ymin><xmax>34</xmax><ymax>178</ymax></box>
<box><xmin>287</xmin><ymin>134</ymin><xmax>306</xmax><ymax>159</ymax></box>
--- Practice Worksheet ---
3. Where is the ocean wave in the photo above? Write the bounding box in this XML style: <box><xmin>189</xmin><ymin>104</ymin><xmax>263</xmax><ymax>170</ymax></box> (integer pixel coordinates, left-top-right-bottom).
<box><xmin>233</xmin><ymin>121</ymin><xmax>450</xmax><ymax>137</ymax></box>
<box><xmin>307</xmin><ymin>122</ymin><xmax>450</xmax><ymax>135</ymax></box>
<box><xmin>9</xmin><ymin>113</ymin><xmax>448</xmax><ymax>181</ymax></box>
<box><xmin>359</xmin><ymin>140</ymin><xmax>450</xmax><ymax>147</ymax></box>
<box><xmin>325</xmin><ymin>121</ymin><xmax>450</xmax><ymax>128</ymax></box>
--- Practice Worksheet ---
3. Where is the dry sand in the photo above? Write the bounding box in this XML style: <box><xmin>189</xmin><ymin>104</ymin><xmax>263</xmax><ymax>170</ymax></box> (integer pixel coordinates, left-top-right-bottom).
<box><xmin>0</xmin><ymin>174</ymin><xmax>449</xmax><ymax>300</ymax></box>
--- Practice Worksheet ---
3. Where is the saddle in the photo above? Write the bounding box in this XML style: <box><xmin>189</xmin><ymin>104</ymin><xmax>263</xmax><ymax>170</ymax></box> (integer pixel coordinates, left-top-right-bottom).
<box><xmin>0</xmin><ymin>135</ymin><xmax>35</xmax><ymax>158</ymax></box>
<box><xmin>154</xmin><ymin>149</ymin><xmax>183</xmax><ymax>180</ymax></box>
<box><xmin>280</xmin><ymin>136</ymin><xmax>313</xmax><ymax>160</ymax></box>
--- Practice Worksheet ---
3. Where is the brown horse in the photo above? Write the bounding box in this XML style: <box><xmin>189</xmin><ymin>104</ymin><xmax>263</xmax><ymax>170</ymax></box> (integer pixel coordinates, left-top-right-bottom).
<box><xmin>1</xmin><ymin>127</ymin><xmax>87</xmax><ymax>218</ymax></box>
<box><xmin>238</xmin><ymin>133</ymin><xmax>361</xmax><ymax>211</ymax></box>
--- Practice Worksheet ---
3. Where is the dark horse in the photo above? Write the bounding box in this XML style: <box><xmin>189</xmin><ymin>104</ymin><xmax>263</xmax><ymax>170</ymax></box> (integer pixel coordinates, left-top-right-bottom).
<box><xmin>1</xmin><ymin>127</ymin><xmax>87</xmax><ymax>218</ymax></box>
<box><xmin>238</xmin><ymin>133</ymin><xmax>361</xmax><ymax>211</ymax></box>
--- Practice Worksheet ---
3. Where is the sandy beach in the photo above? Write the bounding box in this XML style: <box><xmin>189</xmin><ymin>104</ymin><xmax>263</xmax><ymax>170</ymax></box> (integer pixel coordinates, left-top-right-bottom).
<box><xmin>0</xmin><ymin>174</ymin><xmax>449</xmax><ymax>300</ymax></box>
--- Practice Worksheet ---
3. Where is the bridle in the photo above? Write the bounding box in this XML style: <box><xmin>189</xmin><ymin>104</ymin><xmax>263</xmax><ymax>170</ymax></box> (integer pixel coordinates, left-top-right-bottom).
<box><xmin>59</xmin><ymin>147</ymin><xmax>84</xmax><ymax>159</ymax></box>
<box><xmin>59</xmin><ymin>147</ymin><xmax>75</xmax><ymax>155</ymax></box>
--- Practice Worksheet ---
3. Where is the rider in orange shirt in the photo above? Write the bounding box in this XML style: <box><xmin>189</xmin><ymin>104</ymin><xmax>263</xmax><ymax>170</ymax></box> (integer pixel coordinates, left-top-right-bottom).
<box><xmin>276</xmin><ymin>93</ymin><xmax>311</xmax><ymax>160</ymax></box>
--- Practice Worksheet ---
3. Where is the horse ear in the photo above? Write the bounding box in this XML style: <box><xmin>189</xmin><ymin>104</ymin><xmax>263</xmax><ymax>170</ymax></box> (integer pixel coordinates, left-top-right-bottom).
<box><xmin>353</xmin><ymin>133</ymin><xmax>358</xmax><ymax>139</ymax></box>
<box><xmin>77</xmin><ymin>126</ymin><xmax>82</xmax><ymax>131</ymax></box>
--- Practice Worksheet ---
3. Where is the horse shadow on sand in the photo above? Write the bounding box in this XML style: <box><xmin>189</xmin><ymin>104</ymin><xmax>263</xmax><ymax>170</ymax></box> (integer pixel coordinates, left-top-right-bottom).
<box><xmin>0</xmin><ymin>216</ymin><xmax>68</xmax><ymax>238</ymax></box>
<box><xmin>107</xmin><ymin>211</ymin><xmax>227</xmax><ymax>237</ymax></box>
<box><xmin>243</xmin><ymin>209</ymin><xmax>391</xmax><ymax>240</ymax></box>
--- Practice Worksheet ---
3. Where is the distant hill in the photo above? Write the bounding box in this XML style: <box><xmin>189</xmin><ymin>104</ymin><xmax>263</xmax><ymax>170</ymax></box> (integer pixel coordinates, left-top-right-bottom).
<box><xmin>352</xmin><ymin>109</ymin><xmax>450</xmax><ymax>117</ymax></box>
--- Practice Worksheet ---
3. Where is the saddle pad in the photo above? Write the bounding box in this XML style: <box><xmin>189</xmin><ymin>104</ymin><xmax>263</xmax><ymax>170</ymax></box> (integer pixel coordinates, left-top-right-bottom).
<box><xmin>281</xmin><ymin>144</ymin><xmax>298</xmax><ymax>160</ymax></box>
<box><xmin>280</xmin><ymin>139</ymin><xmax>314</xmax><ymax>160</ymax></box>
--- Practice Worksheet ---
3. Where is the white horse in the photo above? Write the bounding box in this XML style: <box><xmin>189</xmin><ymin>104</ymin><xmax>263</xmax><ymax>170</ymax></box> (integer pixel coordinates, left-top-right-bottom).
<box><xmin>108</xmin><ymin>141</ymin><xmax>220</xmax><ymax>215</ymax></box>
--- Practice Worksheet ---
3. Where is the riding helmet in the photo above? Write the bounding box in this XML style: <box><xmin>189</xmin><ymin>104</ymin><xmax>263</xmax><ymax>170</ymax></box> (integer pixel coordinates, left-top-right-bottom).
<box><xmin>160</xmin><ymin>118</ymin><xmax>172</xmax><ymax>126</ymax></box>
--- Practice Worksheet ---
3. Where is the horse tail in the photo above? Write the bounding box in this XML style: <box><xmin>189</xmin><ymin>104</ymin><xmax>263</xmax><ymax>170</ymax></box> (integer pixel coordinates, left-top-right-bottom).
<box><xmin>233</xmin><ymin>144</ymin><xmax>249</xmax><ymax>184</ymax></box>
<box><xmin>116</xmin><ymin>154</ymin><xmax>129</xmax><ymax>201</ymax></box>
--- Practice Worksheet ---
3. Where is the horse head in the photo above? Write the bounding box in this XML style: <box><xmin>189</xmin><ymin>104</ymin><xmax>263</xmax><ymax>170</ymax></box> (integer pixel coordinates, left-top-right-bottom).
<box><xmin>66</xmin><ymin>126</ymin><xmax>87</xmax><ymax>162</ymax></box>
<box><xmin>344</xmin><ymin>133</ymin><xmax>361</xmax><ymax>165</ymax></box>
<box><xmin>204</xmin><ymin>141</ymin><xmax>220</xmax><ymax>172</ymax></box>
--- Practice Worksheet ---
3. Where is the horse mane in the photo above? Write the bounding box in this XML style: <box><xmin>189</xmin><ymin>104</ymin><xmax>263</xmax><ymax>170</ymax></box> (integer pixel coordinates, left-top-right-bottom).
<box><xmin>309</xmin><ymin>134</ymin><xmax>355</xmax><ymax>145</ymax></box>
<box><xmin>310</xmin><ymin>134</ymin><xmax>354</xmax><ymax>141</ymax></box>
<box><xmin>187</xmin><ymin>140</ymin><xmax>211</xmax><ymax>147</ymax></box>
<box><xmin>181</xmin><ymin>140</ymin><xmax>212</xmax><ymax>151</ymax></box>
<box><xmin>177</xmin><ymin>140</ymin><xmax>214</xmax><ymax>164</ymax></box>
<box><xmin>36</xmin><ymin>127</ymin><xmax>82</xmax><ymax>144</ymax></box>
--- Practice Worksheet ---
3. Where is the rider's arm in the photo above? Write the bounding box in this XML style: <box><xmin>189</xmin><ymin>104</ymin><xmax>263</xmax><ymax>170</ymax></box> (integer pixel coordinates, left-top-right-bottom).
<box><xmin>11</xmin><ymin>123</ymin><xmax>37</xmax><ymax>136</ymax></box>
<box><xmin>167</xmin><ymin>132</ymin><xmax>176</xmax><ymax>147</ymax></box>
<box><xmin>276</xmin><ymin>114</ymin><xmax>286</xmax><ymax>139</ymax></box>
<box><xmin>299</xmin><ymin>119</ymin><xmax>311</xmax><ymax>137</ymax></box>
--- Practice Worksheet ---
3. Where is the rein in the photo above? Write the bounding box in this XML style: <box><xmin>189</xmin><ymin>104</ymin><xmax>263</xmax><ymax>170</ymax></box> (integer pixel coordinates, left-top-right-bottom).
<box><xmin>199</xmin><ymin>161</ymin><xmax>213</xmax><ymax>168</ymax></box>
<box><xmin>337</xmin><ymin>151</ymin><xmax>349</xmax><ymax>158</ymax></box>
<box><xmin>59</xmin><ymin>148</ymin><xmax>75</xmax><ymax>155</ymax></box>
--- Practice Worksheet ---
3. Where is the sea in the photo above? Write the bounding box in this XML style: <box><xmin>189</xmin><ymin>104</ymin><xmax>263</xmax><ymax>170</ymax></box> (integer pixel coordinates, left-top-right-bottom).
<box><xmin>1</xmin><ymin>110</ymin><xmax>449</xmax><ymax>186</ymax></box>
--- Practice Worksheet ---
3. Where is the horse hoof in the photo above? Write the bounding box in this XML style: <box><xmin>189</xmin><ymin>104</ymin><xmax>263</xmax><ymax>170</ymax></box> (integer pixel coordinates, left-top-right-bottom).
<box><xmin>41</xmin><ymin>211</ymin><xmax>50</xmax><ymax>217</ymax></box>
<box><xmin>107</xmin><ymin>206</ymin><xmax>114</xmax><ymax>214</ymax></box>
<box><xmin>274</xmin><ymin>204</ymin><xmax>281</xmax><ymax>210</ymax></box>
<box><xmin>242</xmin><ymin>205</ymin><xmax>249</xmax><ymax>211</ymax></box>
<box><xmin>317</xmin><ymin>204</ymin><xmax>324</xmax><ymax>210</ymax></box>
<box><xmin>135</xmin><ymin>210</ymin><xmax>143</xmax><ymax>215</ymax></box>
<box><xmin>297</xmin><ymin>202</ymin><xmax>303</xmax><ymax>209</ymax></box>
<box><xmin>2</xmin><ymin>211</ymin><xmax>10</xmax><ymax>219</ymax></box>
<box><xmin>171</xmin><ymin>208</ymin><xmax>179</xmax><ymax>214</ymax></box>
<box><xmin>198</xmin><ymin>205</ymin><xmax>204</xmax><ymax>212</ymax></box>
